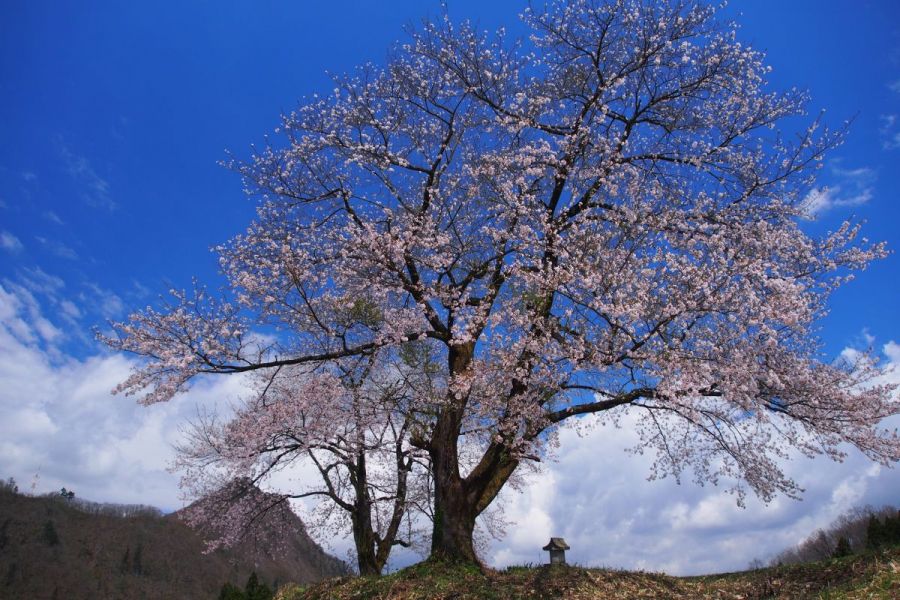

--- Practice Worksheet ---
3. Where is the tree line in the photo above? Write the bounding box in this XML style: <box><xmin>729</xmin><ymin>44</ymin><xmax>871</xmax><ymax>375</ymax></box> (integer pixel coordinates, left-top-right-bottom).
<box><xmin>756</xmin><ymin>505</ymin><xmax>900</xmax><ymax>568</ymax></box>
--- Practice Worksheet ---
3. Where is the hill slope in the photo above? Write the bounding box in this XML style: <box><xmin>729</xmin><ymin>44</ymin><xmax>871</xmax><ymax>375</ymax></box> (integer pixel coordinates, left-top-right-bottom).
<box><xmin>283</xmin><ymin>547</ymin><xmax>900</xmax><ymax>600</ymax></box>
<box><xmin>0</xmin><ymin>488</ymin><xmax>348</xmax><ymax>599</ymax></box>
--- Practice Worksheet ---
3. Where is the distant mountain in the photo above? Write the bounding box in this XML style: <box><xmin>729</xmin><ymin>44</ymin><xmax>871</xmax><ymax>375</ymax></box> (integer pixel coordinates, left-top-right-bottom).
<box><xmin>0</xmin><ymin>486</ymin><xmax>349</xmax><ymax>599</ymax></box>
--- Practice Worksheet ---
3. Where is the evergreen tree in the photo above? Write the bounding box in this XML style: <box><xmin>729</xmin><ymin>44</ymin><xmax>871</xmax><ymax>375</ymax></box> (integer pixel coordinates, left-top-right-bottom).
<box><xmin>832</xmin><ymin>536</ymin><xmax>852</xmax><ymax>558</ymax></box>
<box><xmin>244</xmin><ymin>571</ymin><xmax>272</xmax><ymax>600</ymax></box>
<box><xmin>0</xmin><ymin>518</ymin><xmax>10</xmax><ymax>550</ymax></box>
<box><xmin>41</xmin><ymin>520</ymin><xmax>59</xmax><ymax>546</ymax></box>
<box><xmin>867</xmin><ymin>515</ymin><xmax>885</xmax><ymax>550</ymax></box>
<box><xmin>218</xmin><ymin>582</ymin><xmax>245</xmax><ymax>600</ymax></box>
<box><xmin>131</xmin><ymin>543</ymin><xmax>143</xmax><ymax>575</ymax></box>
<box><xmin>119</xmin><ymin>547</ymin><xmax>131</xmax><ymax>574</ymax></box>
<box><xmin>883</xmin><ymin>510</ymin><xmax>900</xmax><ymax>547</ymax></box>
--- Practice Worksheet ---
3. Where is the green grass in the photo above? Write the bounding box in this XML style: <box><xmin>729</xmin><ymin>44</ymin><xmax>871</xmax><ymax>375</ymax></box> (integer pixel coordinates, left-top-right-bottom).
<box><xmin>277</xmin><ymin>546</ymin><xmax>900</xmax><ymax>599</ymax></box>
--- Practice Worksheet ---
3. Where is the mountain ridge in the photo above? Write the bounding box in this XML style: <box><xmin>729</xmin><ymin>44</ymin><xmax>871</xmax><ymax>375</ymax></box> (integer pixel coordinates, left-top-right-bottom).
<box><xmin>0</xmin><ymin>486</ymin><xmax>348</xmax><ymax>599</ymax></box>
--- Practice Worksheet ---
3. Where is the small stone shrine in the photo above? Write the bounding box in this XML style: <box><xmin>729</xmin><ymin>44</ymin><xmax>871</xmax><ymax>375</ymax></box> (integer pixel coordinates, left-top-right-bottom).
<box><xmin>542</xmin><ymin>537</ymin><xmax>570</xmax><ymax>565</ymax></box>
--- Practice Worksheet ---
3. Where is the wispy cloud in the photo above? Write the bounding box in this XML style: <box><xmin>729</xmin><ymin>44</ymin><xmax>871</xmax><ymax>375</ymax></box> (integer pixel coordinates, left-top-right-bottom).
<box><xmin>42</xmin><ymin>210</ymin><xmax>64</xmax><ymax>225</ymax></box>
<box><xmin>0</xmin><ymin>282</ymin><xmax>63</xmax><ymax>345</ymax></box>
<box><xmin>19</xmin><ymin>266</ymin><xmax>65</xmax><ymax>295</ymax></box>
<box><xmin>1</xmin><ymin>231</ymin><xmax>24</xmax><ymax>253</ymax></box>
<box><xmin>82</xmin><ymin>282</ymin><xmax>125</xmax><ymax>319</ymax></box>
<box><xmin>3</xmin><ymin>267</ymin><xmax>134</xmax><ymax>352</ymax></box>
<box><xmin>801</xmin><ymin>163</ymin><xmax>876</xmax><ymax>217</ymax></box>
<box><xmin>879</xmin><ymin>114</ymin><xmax>900</xmax><ymax>150</ymax></box>
<box><xmin>130</xmin><ymin>279</ymin><xmax>152</xmax><ymax>299</ymax></box>
<box><xmin>35</xmin><ymin>236</ymin><xmax>78</xmax><ymax>260</ymax></box>
<box><xmin>889</xmin><ymin>79</ymin><xmax>900</xmax><ymax>94</ymax></box>
<box><xmin>60</xmin><ymin>299</ymin><xmax>82</xmax><ymax>319</ymax></box>
<box><xmin>21</xmin><ymin>171</ymin><xmax>37</xmax><ymax>183</ymax></box>
<box><xmin>58</xmin><ymin>141</ymin><xmax>115</xmax><ymax>210</ymax></box>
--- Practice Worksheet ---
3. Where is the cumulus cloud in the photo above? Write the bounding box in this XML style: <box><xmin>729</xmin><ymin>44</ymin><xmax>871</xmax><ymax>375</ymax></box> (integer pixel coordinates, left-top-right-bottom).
<box><xmin>0</xmin><ymin>278</ymin><xmax>249</xmax><ymax>511</ymax></box>
<box><xmin>2</xmin><ymin>267</ymin><xmax>898</xmax><ymax>574</ymax></box>
<box><xmin>487</xmin><ymin>343</ymin><xmax>900</xmax><ymax>575</ymax></box>
<box><xmin>801</xmin><ymin>163</ymin><xmax>876</xmax><ymax>217</ymax></box>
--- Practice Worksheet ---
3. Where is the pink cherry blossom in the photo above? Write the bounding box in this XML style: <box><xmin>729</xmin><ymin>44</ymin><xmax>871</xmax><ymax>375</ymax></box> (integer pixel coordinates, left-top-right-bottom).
<box><xmin>105</xmin><ymin>0</ymin><xmax>898</xmax><ymax>564</ymax></box>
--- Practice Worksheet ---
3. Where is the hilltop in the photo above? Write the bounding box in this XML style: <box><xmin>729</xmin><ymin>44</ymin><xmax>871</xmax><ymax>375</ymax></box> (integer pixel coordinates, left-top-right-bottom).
<box><xmin>0</xmin><ymin>486</ymin><xmax>348</xmax><ymax>599</ymax></box>
<box><xmin>279</xmin><ymin>546</ymin><xmax>900</xmax><ymax>600</ymax></box>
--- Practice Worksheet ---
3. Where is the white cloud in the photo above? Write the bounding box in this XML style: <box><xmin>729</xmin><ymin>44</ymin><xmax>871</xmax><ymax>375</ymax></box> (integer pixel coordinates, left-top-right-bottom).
<box><xmin>19</xmin><ymin>266</ymin><xmax>65</xmax><ymax>295</ymax></box>
<box><xmin>2</xmin><ymin>270</ymin><xmax>898</xmax><ymax>575</ymax></box>
<box><xmin>490</xmin><ymin>470</ymin><xmax>557</xmax><ymax>567</ymax></box>
<box><xmin>889</xmin><ymin>80</ymin><xmax>900</xmax><ymax>94</ymax></box>
<box><xmin>0</xmin><ymin>280</ymin><xmax>249</xmax><ymax>511</ymax></box>
<box><xmin>2</xmin><ymin>269</ymin><xmax>137</xmax><ymax>349</ymax></box>
<box><xmin>487</xmin><ymin>342</ymin><xmax>900</xmax><ymax>575</ymax></box>
<box><xmin>801</xmin><ymin>163</ymin><xmax>876</xmax><ymax>217</ymax></box>
<box><xmin>82</xmin><ymin>282</ymin><xmax>126</xmax><ymax>319</ymax></box>
<box><xmin>60</xmin><ymin>299</ymin><xmax>81</xmax><ymax>319</ymax></box>
<box><xmin>1</xmin><ymin>231</ymin><xmax>23</xmax><ymax>253</ymax></box>
<box><xmin>0</xmin><ymin>283</ymin><xmax>62</xmax><ymax>344</ymax></box>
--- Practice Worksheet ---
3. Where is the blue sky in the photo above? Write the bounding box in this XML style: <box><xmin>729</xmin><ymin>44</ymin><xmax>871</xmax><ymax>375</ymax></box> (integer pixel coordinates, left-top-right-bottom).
<box><xmin>1</xmin><ymin>1</ymin><xmax>899</xmax><ymax>575</ymax></box>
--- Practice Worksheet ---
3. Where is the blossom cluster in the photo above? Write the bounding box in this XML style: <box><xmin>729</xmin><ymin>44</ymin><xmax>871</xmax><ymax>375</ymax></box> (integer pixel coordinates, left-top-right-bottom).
<box><xmin>109</xmin><ymin>0</ymin><xmax>898</xmax><ymax>518</ymax></box>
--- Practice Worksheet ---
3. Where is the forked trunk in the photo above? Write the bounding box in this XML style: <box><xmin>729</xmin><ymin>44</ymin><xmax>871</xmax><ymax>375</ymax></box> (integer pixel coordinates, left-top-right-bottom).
<box><xmin>429</xmin><ymin>435</ymin><xmax>523</xmax><ymax>564</ymax></box>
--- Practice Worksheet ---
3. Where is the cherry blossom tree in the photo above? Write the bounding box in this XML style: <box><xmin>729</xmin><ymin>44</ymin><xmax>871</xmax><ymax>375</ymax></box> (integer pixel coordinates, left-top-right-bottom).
<box><xmin>175</xmin><ymin>351</ymin><xmax>431</xmax><ymax>575</ymax></box>
<box><xmin>105</xmin><ymin>0</ymin><xmax>899</xmax><ymax>565</ymax></box>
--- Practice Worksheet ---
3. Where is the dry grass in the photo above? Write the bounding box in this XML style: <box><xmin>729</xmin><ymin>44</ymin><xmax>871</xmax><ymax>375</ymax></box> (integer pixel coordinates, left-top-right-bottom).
<box><xmin>280</xmin><ymin>546</ymin><xmax>900</xmax><ymax>600</ymax></box>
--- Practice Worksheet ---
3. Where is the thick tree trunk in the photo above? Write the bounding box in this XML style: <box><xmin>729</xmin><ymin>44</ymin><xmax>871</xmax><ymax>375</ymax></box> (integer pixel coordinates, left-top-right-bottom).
<box><xmin>430</xmin><ymin>450</ymin><xmax>479</xmax><ymax>563</ymax></box>
<box><xmin>429</xmin><ymin>435</ymin><xmax>523</xmax><ymax>564</ymax></box>
<box><xmin>427</xmin><ymin>341</ymin><xmax>521</xmax><ymax>565</ymax></box>
<box><xmin>353</xmin><ymin>518</ymin><xmax>381</xmax><ymax>576</ymax></box>
<box><xmin>428</xmin><ymin>365</ymin><xmax>480</xmax><ymax>564</ymax></box>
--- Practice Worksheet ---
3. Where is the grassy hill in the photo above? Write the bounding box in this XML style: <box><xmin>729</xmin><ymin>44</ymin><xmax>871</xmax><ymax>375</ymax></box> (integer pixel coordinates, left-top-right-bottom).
<box><xmin>279</xmin><ymin>546</ymin><xmax>900</xmax><ymax>600</ymax></box>
<box><xmin>0</xmin><ymin>487</ymin><xmax>348</xmax><ymax>599</ymax></box>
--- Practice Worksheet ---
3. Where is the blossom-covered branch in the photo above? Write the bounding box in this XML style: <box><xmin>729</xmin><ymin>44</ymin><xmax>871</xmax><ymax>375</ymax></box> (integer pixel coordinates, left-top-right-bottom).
<box><xmin>108</xmin><ymin>0</ymin><xmax>899</xmax><ymax>564</ymax></box>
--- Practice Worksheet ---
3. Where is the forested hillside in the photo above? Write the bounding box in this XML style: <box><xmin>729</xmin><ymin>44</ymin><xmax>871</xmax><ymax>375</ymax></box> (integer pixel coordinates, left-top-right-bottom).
<box><xmin>0</xmin><ymin>485</ymin><xmax>348</xmax><ymax>599</ymax></box>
